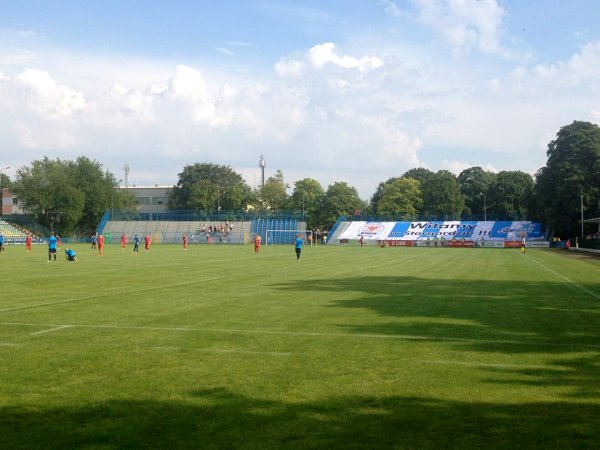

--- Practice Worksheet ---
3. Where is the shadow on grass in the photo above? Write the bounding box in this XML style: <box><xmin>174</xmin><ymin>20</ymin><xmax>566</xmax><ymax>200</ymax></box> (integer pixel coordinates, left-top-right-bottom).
<box><xmin>273</xmin><ymin>276</ymin><xmax>600</xmax><ymax>351</ymax></box>
<box><xmin>1</xmin><ymin>390</ymin><xmax>598</xmax><ymax>449</ymax></box>
<box><xmin>273</xmin><ymin>276</ymin><xmax>600</xmax><ymax>399</ymax></box>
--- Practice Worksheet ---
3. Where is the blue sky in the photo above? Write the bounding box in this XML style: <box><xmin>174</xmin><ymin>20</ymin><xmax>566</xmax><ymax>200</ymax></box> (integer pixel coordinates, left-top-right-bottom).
<box><xmin>1</xmin><ymin>0</ymin><xmax>600</xmax><ymax>198</ymax></box>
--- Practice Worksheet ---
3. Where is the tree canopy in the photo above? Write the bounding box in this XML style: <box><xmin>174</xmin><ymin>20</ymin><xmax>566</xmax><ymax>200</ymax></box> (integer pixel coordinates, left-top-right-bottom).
<box><xmin>488</xmin><ymin>171</ymin><xmax>534</xmax><ymax>220</ymax></box>
<box><xmin>376</xmin><ymin>177</ymin><xmax>422</xmax><ymax>220</ymax></box>
<box><xmin>258</xmin><ymin>169</ymin><xmax>288</xmax><ymax>211</ymax></box>
<box><xmin>457</xmin><ymin>166</ymin><xmax>496</xmax><ymax>217</ymax></box>
<box><xmin>169</xmin><ymin>163</ymin><xmax>253</xmax><ymax>211</ymax></box>
<box><xmin>7</xmin><ymin>120</ymin><xmax>600</xmax><ymax>238</ymax></box>
<box><xmin>288</xmin><ymin>178</ymin><xmax>325</xmax><ymax>229</ymax></box>
<box><xmin>319</xmin><ymin>182</ymin><xmax>366</xmax><ymax>229</ymax></box>
<box><xmin>535</xmin><ymin>121</ymin><xmax>600</xmax><ymax>236</ymax></box>
<box><xmin>12</xmin><ymin>156</ymin><xmax>128</xmax><ymax>234</ymax></box>
<box><xmin>420</xmin><ymin>170</ymin><xmax>464</xmax><ymax>220</ymax></box>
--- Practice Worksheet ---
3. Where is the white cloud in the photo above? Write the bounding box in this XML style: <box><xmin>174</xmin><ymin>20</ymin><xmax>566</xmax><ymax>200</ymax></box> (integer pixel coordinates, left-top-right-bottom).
<box><xmin>274</xmin><ymin>59</ymin><xmax>305</xmax><ymax>77</ymax></box>
<box><xmin>216</xmin><ymin>47</ymin><xmax>234</xmax><ymax>56</ymax></box>
<box><xmin>380</xmin><ymin>0</ymin><xmax>407</xmax><ymax>18</ymax></box>
<box><xmin>14</xmin><ymin>68</ymin><xmax>86</xmax><ymax>118</ymax></box>
<box><xmin>309</xmin><ymin>42</ymin><xmax>384</xmax><ymax>72</ymax></box>
<box><xmin>1</xmin><ymin>8</ymin><xmax>600</xmax><ymax>200</ymax></box>
<box><xmin>441</xmin><ymin>159</ymin><xmax>498</xmax><ymax>175</ymax></box>
<box><xmin>411</xmin><ymin>0</ymin><xmax>507</xmax><ymax>55</ymax></box>
<box><xmin>169</xmin><ymin>65</ymin><xmax>208</xmax><ymax>101</ymax></box>
<box><xmin>110</xmin><ymin>83</ymin><xmax>155</xmax><ymax>122</ymax></box>
<box><xmin>506</xmin><ymin>41</ymin><xmax>600</xmax><ymax>97</ymax></box>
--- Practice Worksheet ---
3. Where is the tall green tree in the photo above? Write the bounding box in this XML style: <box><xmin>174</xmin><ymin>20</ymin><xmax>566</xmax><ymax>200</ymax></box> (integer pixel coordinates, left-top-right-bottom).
<box><xmin>69</xmin><ymin>156</ymin><xmax>128</xmax><ymax>231</ymax></box>
<box><xmin>258</xmin><ymin>169</ymin><xmax>289</xmax><ymax>211</ymax></box>
<box><xmin>169</xmin><ymin>163</ymin><xmax>253</xmax><ymax>210</ymax></box>
<box><xmin>402</xmin><ymin>167</ymin><xmax>434</xmax><ymax>184</ymax></box>
<box><xmin>288</xmin><ymin>178</ymin><xmax>325</xmax><ymax>229</ymax></box>
<box><xmin>421</xmin><ymin>170</ymin><xmax>464</xmax><ymax>220</ymax></box>
<box><xmin>535</xmin><ymin>121</ymin><xmax>600</xmax><ymax>236</ymax></box>
<box><xmin>457</xmin><ymin>167</ymin><xmax>496</xmax><ymax>217</ymax></box>
<box><xmin>12</xmin><ymin>157</ymin><xmax>130</xmax><ymax>233</ymax></box>
<box><xmin>370</xmin><ymin>169</ymin><xmax>433</xmax><ymax>215</ymax></box>
<box><xmin>488</xmin><ymin>171</ymin><xmax>534</xmax><ymax>220</ymax></box>
<box><xmin>369</xmin><ymin>177</ymin><xmax>400</xmax><ymax>215</ymax></box>
<box><xmin>320</xmin><ymin>182</ymin><xmax>366</xmax><ymax>230</ymax></box>
<box><xmin>13</xmin><ymin>158</ymin><xmax>85</xmax><ymax>233</ymax></box>
<box><xmin>377</xmin><ymin>177</ymin><xmax>422</xmax><ymax>220</ymax></box>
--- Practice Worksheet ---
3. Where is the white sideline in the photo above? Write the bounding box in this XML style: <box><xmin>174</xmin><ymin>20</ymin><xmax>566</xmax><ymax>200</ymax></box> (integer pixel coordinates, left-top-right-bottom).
<box><xmin>415</xmin><ymin>359</ymin><xmax>550</xmax><ymax>370</ymax></box>
<box><xmin>30</xmin><ymin>325</ymin><xmax>71</xmax><ymax>336</ymax></box>
<box><xmin>524</xmin><ymin>253</ymin><xmax>600</xmax><ymax>301</ymax></box>
<box><xmin>0</xmin><ymin>277</ymin><xmax>222</xmax><ymax>313</ymax></box>
<box><xmin>152</xmin><ymin>346</ymin><xmax>291</xmax><ymax>357</ymax></box>
<box><xmin>1</xmin><ymin>321</ymin><xmax>599</xmax><ymax>349</ymax></box>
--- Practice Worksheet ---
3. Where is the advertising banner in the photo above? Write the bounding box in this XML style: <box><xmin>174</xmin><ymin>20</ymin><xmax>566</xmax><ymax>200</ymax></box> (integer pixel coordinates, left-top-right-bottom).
<box><xmin>338</xmin><ymin>221</ymin><xmax>545</xmax><ymax>242</ymax></box>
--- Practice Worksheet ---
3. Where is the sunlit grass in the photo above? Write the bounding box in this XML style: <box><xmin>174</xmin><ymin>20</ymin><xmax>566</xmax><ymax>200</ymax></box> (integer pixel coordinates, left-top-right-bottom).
<box><xmin>1</xmin><ymin>243</ymin><xmax>599</xmax><ymax>448</ymax></box>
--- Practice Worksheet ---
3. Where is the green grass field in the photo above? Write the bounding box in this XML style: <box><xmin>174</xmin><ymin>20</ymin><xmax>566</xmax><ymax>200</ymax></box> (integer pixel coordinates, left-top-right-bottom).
<box><xmin>1</xmin><ymin>242</ymin><xmax>599</xmax><ymax>449</ymax></box>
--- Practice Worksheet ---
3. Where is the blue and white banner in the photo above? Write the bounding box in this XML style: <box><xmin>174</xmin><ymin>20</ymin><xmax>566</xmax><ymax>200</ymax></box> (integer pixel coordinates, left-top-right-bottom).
<box><xmin>338</xmin><ymin>221</ymin><xmax>545</xmax><ymax>241</ymax></box>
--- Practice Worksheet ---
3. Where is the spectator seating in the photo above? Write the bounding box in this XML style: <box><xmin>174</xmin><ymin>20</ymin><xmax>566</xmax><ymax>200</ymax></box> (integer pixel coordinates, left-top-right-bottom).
<box><xmin>0</xmin><ymin>219</ymin><xmax>30</xmax><ymax>244</ymax></box>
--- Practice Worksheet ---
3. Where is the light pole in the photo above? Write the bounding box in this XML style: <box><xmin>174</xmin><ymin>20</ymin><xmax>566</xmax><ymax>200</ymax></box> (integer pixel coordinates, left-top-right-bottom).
<box><xmin>483</xmin><ymin>193</ymin><xmax>487</xmax><ymax>222</ymax></box>
<box><xmin>111</xmin><ymin>179</ymin><xmax>123</xmax><ymax>218</ymax></box>
<box><xmin>216</xmin><ymin>185</ymin><xmax>224</xmax><ymax>221</ymax></box>
<box><xmin>480</xmin><ymin>192</ymin><xmax>487</xmax><ymax>222</ymax></box>
<box><xmin>0</xmin><ymin>166</ymin><xmax>10</xmax><ymax>215</ymax></box>
<box><xmin>580</xmin><ymin>194</ymin><xmax>584</xmax><ymax>239</ymax></box>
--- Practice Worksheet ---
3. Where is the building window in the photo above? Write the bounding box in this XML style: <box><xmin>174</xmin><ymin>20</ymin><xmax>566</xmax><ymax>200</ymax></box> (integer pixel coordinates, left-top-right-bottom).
<box><xmin>152</xmin><ymin>197</ymin><xmax>168</xmax><ymax>205</ymax></box>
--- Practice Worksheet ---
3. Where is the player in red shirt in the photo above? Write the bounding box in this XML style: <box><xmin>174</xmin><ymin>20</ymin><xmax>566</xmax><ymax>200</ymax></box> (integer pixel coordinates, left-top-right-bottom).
<box><xmin>183</xmin><ymin>234</ymin><xmax>188</xmax><ymax>250</ymax></box>
<box><xmin>120</xmin><ymin>233</ymin><xmax>127</xmax><ymax>250</ymax></box>
<box><xmin>254</xmin><ymin>234</ymin><xmax>261</xmax><ymax>253</ymax></box>
<box><xmin>144</xmin><ymin>234</ymin><xmax>151</xmax><ymax>252</ymax></box>
<box><xmin>98</xmin><ymin>233</ymin><xmax>105</xmax><ymax>256</ymax></box>
<box><xmin>25</xmin><ymin>233</ymin><xmax>32</xmax><ymax>252</ymax></box>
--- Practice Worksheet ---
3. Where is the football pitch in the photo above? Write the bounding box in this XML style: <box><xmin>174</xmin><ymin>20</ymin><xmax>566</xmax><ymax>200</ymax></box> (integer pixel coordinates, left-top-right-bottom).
<box><xmin>1</xmin><ymin>243</ymin><xmax>599</xmax><ymax>449</ymax></box>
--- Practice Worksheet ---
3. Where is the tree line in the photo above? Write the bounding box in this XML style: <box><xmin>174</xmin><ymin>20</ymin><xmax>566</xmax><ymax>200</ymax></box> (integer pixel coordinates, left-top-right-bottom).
<box><xmin>3</xmin><ymin>121</ymin><xmax>599</xmax><ymax>238</ymax></box>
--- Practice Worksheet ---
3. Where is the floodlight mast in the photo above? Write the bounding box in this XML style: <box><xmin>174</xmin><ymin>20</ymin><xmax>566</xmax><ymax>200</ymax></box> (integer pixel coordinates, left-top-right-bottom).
<box><xmin>259</xmin><ymin>155</ymin><xmax>265</xmax><ymax>188</ymax></box>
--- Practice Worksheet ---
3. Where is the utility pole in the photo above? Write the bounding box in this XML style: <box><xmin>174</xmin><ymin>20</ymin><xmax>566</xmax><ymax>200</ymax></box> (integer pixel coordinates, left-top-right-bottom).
<box><xmin>580</xmin><ymin>194</ymin><xmax>584</xmax><ymax>239</ymax></box>
<box><xmin>259</xmin><ymin>155</ymin><xmax>265</xmax><ymax>188</ymax></box>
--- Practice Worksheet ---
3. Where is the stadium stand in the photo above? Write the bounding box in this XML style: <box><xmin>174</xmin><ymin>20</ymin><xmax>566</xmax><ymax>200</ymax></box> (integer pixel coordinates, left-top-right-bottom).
<box><xmin>0</xmin><ymin>219</ymin><xmax>32</xmax><ymax>244</ymax></box>
<box><xmin>250</xmin><ymin>217</ymin><xmax>304</xmax><ymax>244</ymax></box>
<box><xmin>102</xmin><ymin>220</ymin><xmax>248</xmax><ymax>244</ymax></box>
<box><xmin>100</xmin><ymin>210</ymin><xmax>306</xmax><ymax>245</ymax></box>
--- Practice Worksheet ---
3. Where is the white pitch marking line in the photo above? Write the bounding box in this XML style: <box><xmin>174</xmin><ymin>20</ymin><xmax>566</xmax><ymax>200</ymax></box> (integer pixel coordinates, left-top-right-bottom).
<box><xmin>0</xmin><ymin>343</ymin><xmax>24</xmax><ymax>347</ymax></box>
<box><xmin>0</xmin><ymin>277</ymin><xmax>222</xmax><ymax>313</ymax></box>
<box><xmin>524</xmin><ymin>253</ymin><xmax>600</xmax><ymax>301</ymax></box>
<box><xmin>151</xmin><ymin>346</ymin><xmax>291</xmax><ymax>357</ymax></box>
<box><xmin>30</xmin><ymin>325</ymin><xmax>71</xmax><ymax>336</ymax></box>
<box><xmin>415</xmin><ymin>359</ymin><xmax>550</xmax><ymax>370</ymax></box>
<box><xmin>2</xmin><ymin>321</ymin><xmax>600</xmax><ymax>349</ymax></box>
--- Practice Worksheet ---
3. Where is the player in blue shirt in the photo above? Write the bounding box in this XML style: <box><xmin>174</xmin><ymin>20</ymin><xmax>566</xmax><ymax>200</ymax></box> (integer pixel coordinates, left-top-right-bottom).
<box><xmin>0</xmin><ymin>233</ymin><xmax>5</xmax><ymax>253</ymax></box>
<box><xmin>65</xmin><ymin>248</ymin><xmax>77</xmax><ymax>261</ymax></box>
<box><xmin>48</xmin><ymin>233</ymin><xmax>58</xmax><ymax>262</ymax></box>
<box><xmin>132</xmin><ymin>234</ymin><xmax>140</xmax><ymax>253</ymax></box>
<box><xmin>295</xmin><ymin>234</ymin><xmax>303</xmax><ymax>261</ymax></box>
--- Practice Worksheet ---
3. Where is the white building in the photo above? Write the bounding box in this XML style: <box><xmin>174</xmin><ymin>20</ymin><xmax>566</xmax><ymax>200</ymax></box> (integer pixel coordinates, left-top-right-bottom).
<box><xmin>123</xmin><ymin>185</ymin><xmax>172</xmax><ymax>214</ymax></box>
<box><xmin>1</xmin><ymin>186</ymin><xmax>172</xmax><ymax>217</ymax></box>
